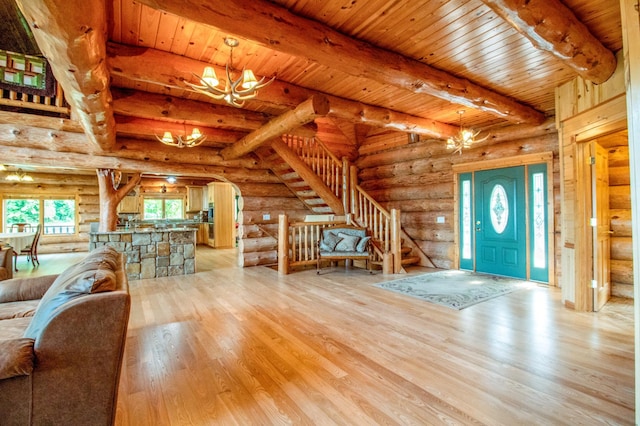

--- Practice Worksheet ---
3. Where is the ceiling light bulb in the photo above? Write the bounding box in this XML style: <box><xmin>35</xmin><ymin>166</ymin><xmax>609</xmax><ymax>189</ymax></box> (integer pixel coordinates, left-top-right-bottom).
<box><xmin>242</xmin><ymin>69</ymin><xmax>258</xmax><ymax>89</ymax></box>
<box><xmin>201</xmin><ymin>67</ymin><xmax>219</xmax><ymax>87</ymax></box>
<box><xmin>161</xmin><ymin>132</ymin><xmax>174</xmax><ymax>144</ymax></box>
<box><xmin>190</xmin><ymin>128</ymin><xmax>202</xmax><ymax>139</ymax></box>
<box><xmin>21</xmin><ymin>174</ymin><xmax>33</xmax><ymax>182</ymax></box>
<box><xmin>6</xmin><ymin>173</ymin><xmax>19</xmax><ymax>181</ymax></box>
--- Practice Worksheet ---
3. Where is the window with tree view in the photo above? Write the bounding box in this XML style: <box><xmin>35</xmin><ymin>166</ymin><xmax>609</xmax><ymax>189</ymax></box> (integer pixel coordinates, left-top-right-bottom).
<box><xmin>143</xmin><ymin>198</ymin><xmax>183</xmax><ymax>220</ymax></box>
<box><xmin>3</xmin><ymin>198</ymin><xmax>76</xmax><ymax>234</ymax></box>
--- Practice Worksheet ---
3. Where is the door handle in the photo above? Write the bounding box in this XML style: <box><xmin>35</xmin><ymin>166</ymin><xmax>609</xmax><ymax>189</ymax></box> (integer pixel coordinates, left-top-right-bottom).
<box><xmin>475</xmin><ymin>220</ymin><xmax>481</xmax><ymax>232</ymax></box>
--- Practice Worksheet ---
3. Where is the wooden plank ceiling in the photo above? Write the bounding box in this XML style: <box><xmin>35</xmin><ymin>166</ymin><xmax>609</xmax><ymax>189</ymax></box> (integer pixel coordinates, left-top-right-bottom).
<box><xmin>108</xmin><ymin>0</ymin><xmax>621</xmax><ymax>128</ymax></box>
<box><xmin>3</xmin><ymin>0</ymin><xmax>623</xmax><ymax>176</ymax></box>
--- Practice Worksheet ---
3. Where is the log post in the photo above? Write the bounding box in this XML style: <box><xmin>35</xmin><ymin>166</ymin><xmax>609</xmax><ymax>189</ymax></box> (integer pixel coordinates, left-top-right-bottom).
<box><xmin>342</xmin><ymin>157</ymin><xmax>350</xmax><ymax>216</ymax></box>
<box><xmin>390</xmin><ymin>208</ymin><xmax>402</xmax><ymax>273</ymax></box>
<box><xmin>96</xmin><ymin>170</ymin><xmax>142</xmax><ymax>231</ymax></box>
<box><xmin>220</xmin><ymin>95</ymin><xmax>330</xmax><ymax>160</ymax></box>
<box><xmin>278</xmin><ymin>214</ymin><xmax>289</xmax><ymax>275</ymax></box>
<box><xmin>350</xmin><ymin>165</ymin><xmax>359</xmax><ymax>219</ymax></box>
<box><xmin>15</xmin><ymin>0</ymin><xmax>116</xmax><ymax>150</ymax></box>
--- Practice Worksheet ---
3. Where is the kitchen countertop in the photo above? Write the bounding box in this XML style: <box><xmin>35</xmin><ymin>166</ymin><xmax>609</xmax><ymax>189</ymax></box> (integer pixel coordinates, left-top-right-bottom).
<box><xmin>93</xmin><ymin>227</ymin><xmax>199</xmax><ymax>234</ymax></box>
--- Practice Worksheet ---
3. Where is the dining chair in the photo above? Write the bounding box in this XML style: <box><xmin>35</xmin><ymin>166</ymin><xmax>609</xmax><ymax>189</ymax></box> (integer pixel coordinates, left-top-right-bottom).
<box><xmin>10</xmin><ymin>223</ymin><xmax>31</xmax><ymax>232</ymax></box>
<box><xmin>13</xmin><ymin>224</ymin><xmax>41</xmax><ymax>271</ymax></box>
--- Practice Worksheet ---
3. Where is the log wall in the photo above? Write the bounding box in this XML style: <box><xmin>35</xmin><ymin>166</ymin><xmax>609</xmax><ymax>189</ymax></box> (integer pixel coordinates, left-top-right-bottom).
<box><xmin>356</xmin><ymin>130</ymin><xmax>561</xmax><ymax>277</ymax></box>
<box><xmin>606</xmin><ymin>142</ymin><xmax>633</xmax><ymax>298</ymax></box>
<box><xmin>235</xmin><ymin>180</ymin><xmax>308</xmax><ymax>267</ymax></box>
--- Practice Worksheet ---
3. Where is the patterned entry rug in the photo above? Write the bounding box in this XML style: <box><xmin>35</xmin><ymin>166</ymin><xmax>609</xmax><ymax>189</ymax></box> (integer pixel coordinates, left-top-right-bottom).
<box><xmin>374</xmin><ymin>270</ymin><xmax>532</xmax><ymax>310</ymax></box>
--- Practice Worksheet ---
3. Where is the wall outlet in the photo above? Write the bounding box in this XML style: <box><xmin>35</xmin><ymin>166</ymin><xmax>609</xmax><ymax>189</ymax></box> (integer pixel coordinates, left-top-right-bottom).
<box><xmin>263</xmin><ymin>213</ymin><xmax>271</xmax><ymax>221</ymax></box>
<box><xmin>436</xmin><ymin>216</ymin><xmax>445</xmax><ymax>223</ymax></box>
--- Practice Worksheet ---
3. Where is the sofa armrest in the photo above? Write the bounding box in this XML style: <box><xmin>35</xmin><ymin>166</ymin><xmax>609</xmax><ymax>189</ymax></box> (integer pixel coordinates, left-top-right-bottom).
<box><xmin>0</xmin><ymin>275</ymin><xmax>58</xmax><ymax>303</ymax></box>
<box><xmin>0</xmin><ymin>338</ymin><xmax>35</xmax><ymax>380</ymax></box>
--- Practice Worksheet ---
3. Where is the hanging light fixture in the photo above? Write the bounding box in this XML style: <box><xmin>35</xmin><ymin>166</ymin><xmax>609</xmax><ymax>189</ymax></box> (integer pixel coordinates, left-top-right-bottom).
<box><xmin>5</xmin><ymin>168</ymin><xmax>33</xmax><ymax>182</ymax></box>
<box><xmin>185</xmin><ymin>37</ymin><xmax>275</xmax><ymax>108</ymax></box>
<box><xmin>446</xmin><ymin>110</ymin><xmax>486</xmax><ymax>155</ymax></box>
<box><xmin>155</xmin><ymin>127</ymin><xmax>206</xmax><ymax>148</ymax></box>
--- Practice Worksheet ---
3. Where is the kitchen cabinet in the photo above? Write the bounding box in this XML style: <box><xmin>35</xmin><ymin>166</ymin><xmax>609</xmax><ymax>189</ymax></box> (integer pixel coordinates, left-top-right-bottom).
<box><xmin>211</xmin><ymin>182</ymin><xmax>235</xmax><ymax>248</ymax></box>
<box><xmin>186</xmin><ymin>186</ymin><xmax>204</xmax><ymax>212</ymax></box>
<box><xmin>202</xmin><ymin>186</ymin><xmax>209</xmax><ymax>211</ymax></box>
<box><xmin>117</xmin><ymin>195</ymin><xmax>139</xmax><ymax>213</ymax></box>
<box><xmin>197</xmin><ymin>223</ymin><xmax>209</xmax><ymax>244</ymax></box>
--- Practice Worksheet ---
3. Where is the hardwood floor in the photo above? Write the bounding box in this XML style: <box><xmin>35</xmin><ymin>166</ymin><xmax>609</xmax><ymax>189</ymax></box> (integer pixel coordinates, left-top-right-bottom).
<box><xmin>23</xmin><ymin>247</ymin><xmax>635</xmax><ymax>424</ymax></box>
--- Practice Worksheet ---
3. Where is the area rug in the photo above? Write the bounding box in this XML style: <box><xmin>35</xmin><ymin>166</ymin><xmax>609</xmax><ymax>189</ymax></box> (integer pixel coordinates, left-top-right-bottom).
<box><xmin>374</xmin><ymin>270</ymin><xmax>531</xmax><ymax>310</ymax></box>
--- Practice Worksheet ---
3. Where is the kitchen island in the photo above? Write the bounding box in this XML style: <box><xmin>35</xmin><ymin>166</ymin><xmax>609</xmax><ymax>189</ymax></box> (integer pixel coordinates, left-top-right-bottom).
<box><xmin>89</xmin><ymin>227</ymin><xmax>196</xmax><ymax>280</ymax></box>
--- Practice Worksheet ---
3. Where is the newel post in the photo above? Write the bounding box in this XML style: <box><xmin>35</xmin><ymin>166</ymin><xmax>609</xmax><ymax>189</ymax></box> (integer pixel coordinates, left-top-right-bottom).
<box><xmin>390</xmin><ymin>208</ymin><xmax>402</xmax><ymax>273</ymax></box>
<box><xmin>278</xmin><ymin>214</ymin><xmax>289</xmax><ymax>275</ymax></box>
<box><xmin>342</xmin><ymin>157</ymin><xmax>350</xmax><ymax>215</ymax></box>
<box><xmin>350</xmin><ymin>165</ymin><xmax>359</xmax><ymax>219</ymax></box>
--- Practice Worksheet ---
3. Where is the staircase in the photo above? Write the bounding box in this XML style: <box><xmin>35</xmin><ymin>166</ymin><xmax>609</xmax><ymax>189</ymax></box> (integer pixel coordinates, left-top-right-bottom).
<box><xmin>268</xmin><ymin>134</ymin><xmax>432</xmax><ymax>273</ymax></box>
<box><xmin>256</xmin><ymin>145</ymin><xmax>338</xmax><ymax>214</ymax></box>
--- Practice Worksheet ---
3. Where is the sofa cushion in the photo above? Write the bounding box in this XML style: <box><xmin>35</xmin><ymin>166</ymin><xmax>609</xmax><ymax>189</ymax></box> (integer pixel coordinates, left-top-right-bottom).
<box><xmin>320</xmin><ymin>231</ymin><xmax>342</xmax><ymax>251</ymax></box>
<box><xmin>356</xmin><ymin>236</ymin><xmax>371</xmax><ymax>252</ymax></box>
<box><xmin>0</xmin><ymin>317</ymin><xmax>32</xmax><ymax>340</ymax></box>
<box><xmin>0</xmin><ymin>274</ymin><xmax>57</xmax><ymax>303</ymax></box>
<box><xmin>0</xmin><ymin>338</ymin><xmax>35</xmax><ymax>380</ymax></box>
<box><xmin>0</xmin><ymin>300</ymin><xmax>39</xmax><ymax>320</ymax></box>
<box><xmin>22</xmin><ymin>246</ymin><xmax>119</xmax><ymax>339</ymax></box>
<box><xmin>335</xmin><ymin>232</ymin><xmax>360</xmax><ymax>251</ymax></box>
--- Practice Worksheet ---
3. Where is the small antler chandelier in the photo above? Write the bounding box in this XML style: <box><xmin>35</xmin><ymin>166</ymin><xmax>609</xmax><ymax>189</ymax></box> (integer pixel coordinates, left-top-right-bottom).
<box><xmin>5</xmin><ymin>168</ymin><xmax>33</xmax><ymax>182</ymax></box>
<box><xmin>185</xmin><ymin>37</ymin><xmax>274</xmax><ymax>108</ymax></box>
<box><xmin>446</xmin><ymin>110</ymin><xmax>485</xmax><ymax>155</ymax></box>
<box><xmin>156</xmin><ymin>127</ymin><xmax>206</xmax><ymax>148</ymax></box>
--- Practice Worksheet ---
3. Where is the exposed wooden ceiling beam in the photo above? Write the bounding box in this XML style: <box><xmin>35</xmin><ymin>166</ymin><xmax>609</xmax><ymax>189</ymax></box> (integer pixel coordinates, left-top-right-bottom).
<box><xmin>1</xmin><ymin>145</ymin><xmax>279</xmax><ymax>182</ymax></box>
<box><xmin>111</xmin><ymin>88</ymin><xmax>270</xmax><ymax>131</ymax></box>
<box><xmin>107</xmin><ymin>42</ymin><xmax>458</xmax><ymax>139</ymax></box>
<box><xmin>481</xmin><ymin>0</ymin><xmax>616</xmax><ymax>84</ymax></box>
<box><xmin>0</xmin><ymin>120</ymin><xmax>262</xmax><ymax>169</ymax></box>
<box><xmin>135</xmin><ymin>0</ymin><xmax>545</xmax><ymax>125</ymax></box>
<box><xmin>114</xmin><ymin>116</ymin><xmax>248</xmax><ymax>146</ymax></box>
<box><xmin>221</xmin><ymin>95</ymin><xmax>330</xmax><ymax>160</ymax></box>
<box><xmin>14</xmin><ymin>0</ymin><xmax>115</xmax><ymax>151</ymax></box>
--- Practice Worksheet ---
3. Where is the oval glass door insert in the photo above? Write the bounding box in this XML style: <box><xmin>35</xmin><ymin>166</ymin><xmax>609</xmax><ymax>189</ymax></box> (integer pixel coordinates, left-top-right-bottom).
<box><xmin>490</xmin><ymin>184</ymin><xmax>508</xmax><ymax>234</ymax></box>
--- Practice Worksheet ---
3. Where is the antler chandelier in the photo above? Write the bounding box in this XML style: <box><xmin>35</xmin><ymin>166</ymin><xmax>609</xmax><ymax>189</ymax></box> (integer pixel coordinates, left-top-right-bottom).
<box><xmin>185</xmin><ymin>38</ymin><xmax>274</xmax><ymax>108</ymax></box>
<box><xmin>5</xmin><ymin>168</ymin><xmax>33</xmax><ymax>182</ymax></box>
<box><xmin>156</xmin><ymin>128</ymin><xmax>206</xmax><ymax>148</ymax></box>
<box><xmin>446</xmin><ymin>110</ymin><xmax>485</xmax><ymax>155</ymax></box>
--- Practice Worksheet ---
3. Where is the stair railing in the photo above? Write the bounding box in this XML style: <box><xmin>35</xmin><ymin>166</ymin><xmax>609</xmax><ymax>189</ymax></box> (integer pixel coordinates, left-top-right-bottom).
<box><xmin>349</xmin><ymin>167</ymin><xmax>402</xmax><ymax>273</ymax></box>
<box><xmin>281</xmin><ymin>135</ymin><xmax>346</xmax><ymax>204</ymax></box>
<box><xmin>278</xmin><ymin>214</ymin><xmax>347</xmax><ymax>274</ymax></box>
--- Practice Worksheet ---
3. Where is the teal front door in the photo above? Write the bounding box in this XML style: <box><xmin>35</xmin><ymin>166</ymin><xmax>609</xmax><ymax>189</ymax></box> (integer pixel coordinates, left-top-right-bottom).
<box><xmin>474</xmin><ymin>166</ymin><xmax>527</xmax><ymax>279</ymax></box>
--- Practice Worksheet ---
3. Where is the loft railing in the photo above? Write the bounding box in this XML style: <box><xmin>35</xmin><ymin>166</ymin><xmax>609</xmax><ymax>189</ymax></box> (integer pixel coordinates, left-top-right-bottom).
<box><xmin>0</xmin><ymin>82</ymin><xmax>69</xmax><ymax>115</ymax></box>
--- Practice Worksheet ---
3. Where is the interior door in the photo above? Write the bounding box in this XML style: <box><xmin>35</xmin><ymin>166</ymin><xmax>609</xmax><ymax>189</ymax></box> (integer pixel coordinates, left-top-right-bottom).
<box><xmin>474</xmin><ymin>166</ymin><xmax>526</xmax><ymax>279</ymax></box>
<box><xmin>592</xmin><ymin>142</ymin><xmax>611</xmax><ymax>311</ymax></box>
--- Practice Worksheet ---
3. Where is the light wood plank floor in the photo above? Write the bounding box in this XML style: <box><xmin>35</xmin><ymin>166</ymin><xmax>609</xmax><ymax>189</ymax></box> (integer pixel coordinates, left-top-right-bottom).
<box><xmin>22</xmin><ymin>247</ymin><xmax>635</xmax><ymax>425</ymax></box>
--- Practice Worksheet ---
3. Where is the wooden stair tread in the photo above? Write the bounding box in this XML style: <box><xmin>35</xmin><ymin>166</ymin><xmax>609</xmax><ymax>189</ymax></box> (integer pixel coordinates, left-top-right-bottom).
<box><xmin>401</xmin><ymin>256</ymin><xmax>420</xmax><ymax>265</ymax></box>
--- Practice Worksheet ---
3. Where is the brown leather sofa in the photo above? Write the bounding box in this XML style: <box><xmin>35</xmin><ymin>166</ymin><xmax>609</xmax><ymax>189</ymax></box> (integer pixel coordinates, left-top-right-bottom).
<box><xmin>0</xmin><ymin>246</ymin><xmax>13</xmax><ymax>280</ymax></box>
<box><xmin>0</xmin><ymin>245</ymin><xmax>130</xmax><ymax>425</ymax></box>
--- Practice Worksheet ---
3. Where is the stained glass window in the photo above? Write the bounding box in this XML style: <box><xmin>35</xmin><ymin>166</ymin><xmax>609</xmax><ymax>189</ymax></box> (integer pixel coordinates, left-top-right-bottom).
<box><xmin>532</xmin><ymin>173</ymin><xmax>546</xmax><ymax>268</ymax></box>
<box><xmin>490</xmin><ymin>184</ymin><xmax>508</xmax><ymax>234</ymax></box>
<box><xmin>462</xmin><ymin>180</ymin><xmax>471</xmax><ymax>259</ymax></box>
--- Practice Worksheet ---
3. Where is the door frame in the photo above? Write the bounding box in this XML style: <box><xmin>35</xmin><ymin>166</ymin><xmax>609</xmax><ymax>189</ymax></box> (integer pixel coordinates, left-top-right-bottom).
<box><xmin>559</xmin><ymin>94</ymin><xmax>627</xmax><ymax>311</ymax></box>
<box><xmin>453</xmin><ymin>152</ymin><xmax>555</xmax><ymax>285</ymax></box>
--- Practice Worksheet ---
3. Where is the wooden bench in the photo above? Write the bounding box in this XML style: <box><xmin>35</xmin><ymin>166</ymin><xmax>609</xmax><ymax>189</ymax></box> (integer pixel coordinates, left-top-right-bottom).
<box><xmin>317</xmin><ymin>226</ymin><xmax>373</xmax><ymax>273</ymax></box>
